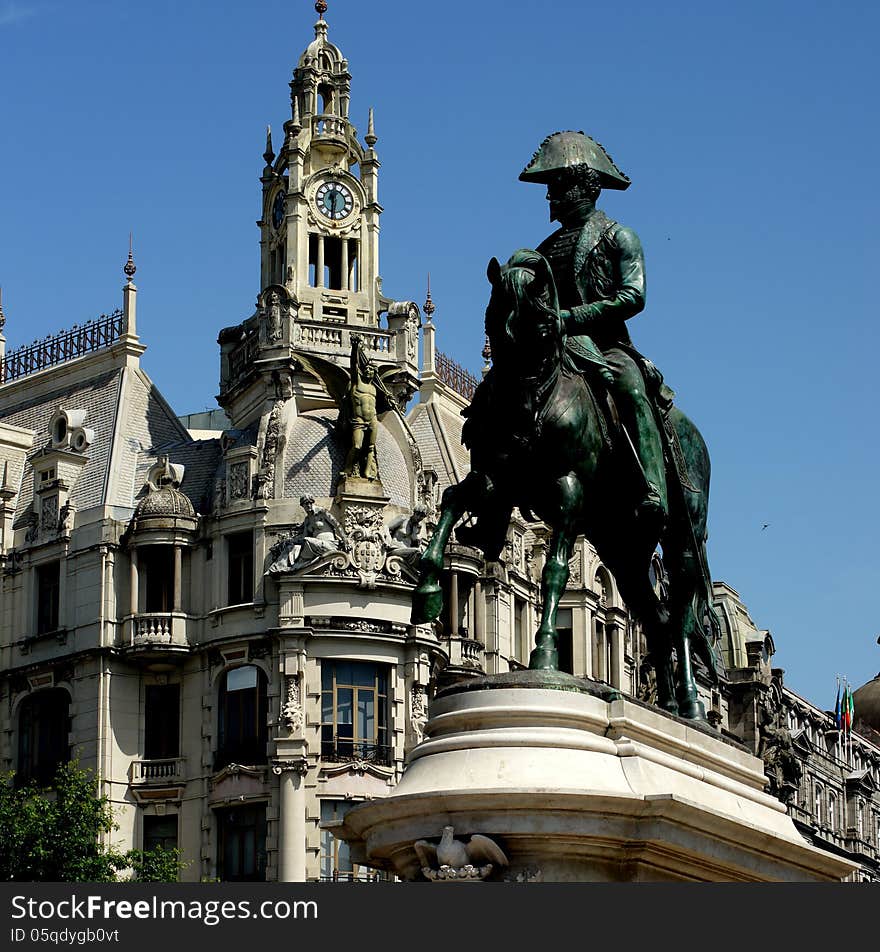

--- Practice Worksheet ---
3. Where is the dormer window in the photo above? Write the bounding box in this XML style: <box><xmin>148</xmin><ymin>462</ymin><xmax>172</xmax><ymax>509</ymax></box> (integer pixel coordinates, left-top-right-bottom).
<box><xmin>40</xmin><ymin>469</ymin><xmax>55</xmax><ymax>484</ymax></box>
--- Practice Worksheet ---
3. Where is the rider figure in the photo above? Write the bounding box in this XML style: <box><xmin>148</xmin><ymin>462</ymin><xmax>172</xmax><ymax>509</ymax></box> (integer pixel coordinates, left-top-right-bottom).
<box><xmin>521</xmin><ymin>131</ymin><xmax>667</xmax><ymax>529</ymax></box>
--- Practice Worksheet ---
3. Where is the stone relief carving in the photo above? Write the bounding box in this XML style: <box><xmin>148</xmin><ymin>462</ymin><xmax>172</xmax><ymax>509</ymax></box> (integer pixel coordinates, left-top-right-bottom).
<box><xmin>24</xmin><ymin>510</ymin><xmax>39</xmax><ymax>543</ymax></box>
<box><xmin>279</xmin><ymin>674</ymin><xmax>304</xmax><ymax>735</ymax></box>
<box><xmin>567</xmin><ymin>548</ymin><xmax>582</xmax><ymax>587</ymax></box>
<box><xmin>759</xmin><ymin>688</ymin><xmax>802</xmax><ymax>804</ymax></box>
<box><xmin>213</xmin><ymin>479</ymin><xmax>226</xmax><ymax>512</ymax></box>
<box><xmin>227</xmin><ymin>461</ymin><xmax>250</xmax><ymax>501</ymax></box>
<box><xmin>414</xmin><ymin>826</ymin><xmax>508</xmax><ymax>882</ymax></box>
<box><xmin>405</xmin><ymin>311</ymin><xmax>418</xmax><ymax>363</ymax></box>
<box><xmin>417</xmin><ymin>468</ymin><xmax>439</xmax><ymax>523</ymax></box>
<box><xmin>57</xmin><ymin>500</ymin><xmax>75</xmax><ymax>536</ymax></box>
<box><xmin>410</xmin><ymin>686</ymin><xmax>428</xmax><ymax>745</ymax></box>
<box><xmin>344</xmin><ymin>504</ymin><xmax>387</xmax><ymax>588</ymax></box>
<box><xmin>40</xmin><ymin>495</ymin><xmax>58</xmax><ymax>534</ymax></box>
<box><xmin>266</xmin><ymin>290</ymin><xmax>284</xmax><ymax>342</ymax></box>
<box><xmin>271</xmin><ymin>758</ymin><xmax>309</xmax><ymax>777</ymax></box>
<box><xmin>255</xmin><ymin>400</ymin><xmax>284</xmax><ymax>500</ymax></box>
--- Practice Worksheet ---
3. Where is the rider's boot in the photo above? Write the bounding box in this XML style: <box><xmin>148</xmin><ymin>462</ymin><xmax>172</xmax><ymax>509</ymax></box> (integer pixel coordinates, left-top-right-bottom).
<box><xmin>631</xmin><ymin>394</ymin><xmax>668</xmax><ymax>532</ymax></box>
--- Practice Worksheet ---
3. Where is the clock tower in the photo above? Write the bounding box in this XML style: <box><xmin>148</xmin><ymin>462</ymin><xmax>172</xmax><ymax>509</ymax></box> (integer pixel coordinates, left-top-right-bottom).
<box><xmin>219</xmin><ymin>4</ymin><xmax>420</xmax><ymax>429</ymax></box>
<box><xmin>261</xmin><ymin>9</ymin><xmax>383</xmax><ymax>329</ymax></box>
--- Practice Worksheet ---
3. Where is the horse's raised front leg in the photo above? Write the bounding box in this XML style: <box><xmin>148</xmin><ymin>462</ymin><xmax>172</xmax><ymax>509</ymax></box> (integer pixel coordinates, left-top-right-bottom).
<box><xmin>529</xmin><ymin>474</ymin><xmax>581</xmax><ymax>671</ymax></box>
<box><xmin>411</xmin><ymin>473</ymin><xmax>482</xmax><ymax>625</ymax></box>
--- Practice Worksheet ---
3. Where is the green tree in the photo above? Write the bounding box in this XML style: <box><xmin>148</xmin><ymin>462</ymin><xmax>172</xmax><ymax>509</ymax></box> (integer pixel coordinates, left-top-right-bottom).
<box><xmin>0</xmin><ymin>762</ymin><xmax>184</xmax><ymax>882</ymax></box>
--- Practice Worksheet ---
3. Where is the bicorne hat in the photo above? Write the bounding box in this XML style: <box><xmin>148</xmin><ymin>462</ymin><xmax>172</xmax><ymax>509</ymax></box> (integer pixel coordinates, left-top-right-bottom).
<box><xmin>519</xmin><ymin>131</ymin><xmax>630</xmax><ymax>190</ymax></box>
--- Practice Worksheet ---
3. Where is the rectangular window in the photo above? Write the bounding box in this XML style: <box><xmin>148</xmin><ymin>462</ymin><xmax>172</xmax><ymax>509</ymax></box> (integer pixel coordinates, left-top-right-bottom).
<box><xmin>321</xmin><ymin>661</ymin><xmax>389</xmax><ymax>765</ymax></box>
<box><xmin>17</xmin><ymin>689</ymin><xmax>70</xmax><ymax>786</ymax></box>
<box><xmin>319</xmin><ymin>800</ymin><xmax>384</xmax><ymax>881</ymax></box>
<box><xmin>141</xmin><ymin>545</ymin><xmax>175</xmax><ymax>613</ymax></box>
<box><xmin>36</xmin><ymin>561</ymin><xmax>61</xmax><ymax>634</ymax></box>
<box><xmin>215</xmin><ymin>665</ymin><xmax>267</xmax><ymax>769</ymax></box>
<box><xmin>143</xmin><ymin>814</ymin><xmax>179</xmax><ymax>855</ymax></box>
<box><xmin>144</xmin><ymin>684</ymin><xmax>180</xmax><ymax>759</ymax></box>
<box><xmin>217</xmin><ymin>805</ymin><xmax>267</xmax><ymax>882</ymax></box>
<box><xmin>594</xmin><ymin>620</ymin><xmax>606</xmax><ymax>681</ymax></box>
<box><xmin>227</xmin><ymin>531</ymin><xmax>254</xmax><ymax>605</ymax></box>
<box><xmin>556</xmin><ymin>608</ymin><xmax>573</xmax><ymax>675</ymax></box>
<box><xmin>514</xmin><ymin>598</ymin><xmax>524</xmax><ymax>662</ymax></box>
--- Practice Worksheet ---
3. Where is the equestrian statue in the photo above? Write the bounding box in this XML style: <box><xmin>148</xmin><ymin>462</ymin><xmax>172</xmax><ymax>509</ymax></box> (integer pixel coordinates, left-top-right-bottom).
<box><xmin>412</xmin><ymin>132</ymin><xmax>723</xmax><ymax>720</ymax></box>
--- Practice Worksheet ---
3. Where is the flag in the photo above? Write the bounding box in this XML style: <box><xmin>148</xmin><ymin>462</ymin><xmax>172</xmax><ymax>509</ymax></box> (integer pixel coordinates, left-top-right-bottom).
<box><xmin>834</xmin><ymin>684</ymin><xmax>842</xmax><ymax>728</ymax></box>
<box><xmin>844</xmin><ymin>685</ymin><xmax>855</xmax><ymax>733</ymax></box>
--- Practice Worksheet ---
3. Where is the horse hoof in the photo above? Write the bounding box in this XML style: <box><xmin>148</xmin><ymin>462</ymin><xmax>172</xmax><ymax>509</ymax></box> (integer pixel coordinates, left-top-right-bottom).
<box><xmin>411</xmin><ymin>585</ymin><xmax>443</xmax><ymax>625</ymax></box>
<box><xmin>528</xmin><ymin>646</ymin><xmax>559</xmax><ymax>671</ymax></box>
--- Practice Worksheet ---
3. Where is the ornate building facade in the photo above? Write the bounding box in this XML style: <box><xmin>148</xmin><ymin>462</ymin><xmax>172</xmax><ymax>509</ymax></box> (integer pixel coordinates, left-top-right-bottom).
<box><xmin>1</xmin><ymin>10</ymin><xmax>878</xmax><ymax>883</ymax></box>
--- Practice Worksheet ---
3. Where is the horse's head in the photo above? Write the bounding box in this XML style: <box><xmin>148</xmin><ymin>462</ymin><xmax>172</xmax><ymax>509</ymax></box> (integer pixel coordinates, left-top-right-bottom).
<box><xmin>485</xmin><ymin>249</ymin><xmax>564</xmax><ymax>378</ymax></box>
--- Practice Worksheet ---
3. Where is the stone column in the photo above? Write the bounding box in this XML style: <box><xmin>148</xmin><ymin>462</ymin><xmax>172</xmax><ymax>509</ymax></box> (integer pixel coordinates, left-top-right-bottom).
<box><xmin>129</xmin><ymin>548</ymin><xmax>138</xmax><ymax>615</ymax></box>
<box><xmin>273</xmin><ymin>758</ymin><xmax>309</xmax><ymax>882</ymax></box>
<box><xmin>473</xmin><ymin>579</ymin><xmax>484</xmax><ymax>644</ymax></box>
<box><xmin>340</xmin><ymin>239</ymin><xmax>349</xmax><ymax>291</ymax></box>
<box><xmin>316</xmin><ymin>236</ymin><xmax>325</xmax><ymax>288</ymax></box>
<box><xmin>448</xmin><ymin>571</ymin><xmax>459</xmax><ymax>636</ymax></box>
<box><xmin>609</xmin><ymin>623</ymin><xmax>623</xmax><ymax>690</ymax></box>
<box><xmin>173</xmin><ymin>545</ymin><xmax>182</xmax><ymax>613</ymax></box>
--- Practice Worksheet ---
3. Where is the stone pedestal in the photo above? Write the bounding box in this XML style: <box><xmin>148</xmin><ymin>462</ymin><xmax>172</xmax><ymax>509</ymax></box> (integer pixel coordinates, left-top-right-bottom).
<box><xmin>333</xmin><ymin>673</ymin><xmax>855</xmax><ymax>882</ymax></box>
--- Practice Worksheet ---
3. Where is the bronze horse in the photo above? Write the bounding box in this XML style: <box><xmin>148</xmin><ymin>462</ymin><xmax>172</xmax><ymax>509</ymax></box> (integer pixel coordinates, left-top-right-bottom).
<box><xmin>412</xmin><ymin>249</ymin><xmax>721</xmax><ymax>720</ymax></box>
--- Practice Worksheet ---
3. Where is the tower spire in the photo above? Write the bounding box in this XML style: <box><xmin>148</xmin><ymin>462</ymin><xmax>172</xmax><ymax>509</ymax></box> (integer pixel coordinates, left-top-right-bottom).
<box><xmin>122</xmin><ymin>233</ymin><xmax>138</xmax><ymax>341</ymax></box>
<box><xmin>365</xmin><ymin>107</ymin><xmax>377</xmax><ymax>147</ymax></box>
<box><xmin>124</xmin><ymin>232</ymin><xmax>137</xmax><ymax>283</ymax></box>
<box><xmin>423</xmin><ymin>273</ymin><xmax>435</xmax><ymax>321</ymax></box>
<box><xmin>315</xmin><ymin>0</ymin><xmax>327</xmax><ymax>19</ymax></box>
<box><xmin>263</xmin><ymin>124</ymin><xmax>275</xmax><ymax>166</ymax></box>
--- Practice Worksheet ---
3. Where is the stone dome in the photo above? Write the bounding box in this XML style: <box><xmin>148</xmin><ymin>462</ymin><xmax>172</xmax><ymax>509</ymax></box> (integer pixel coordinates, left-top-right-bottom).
<box><xmin>283</xmin><ymin>407</ymin><xmax>412</xmax><ymax>508</ymax></box>
<box><xmin>853</xmin><ymin>672</ymin><xmax>880</xmax><ymax>734</ymax></box>
<box><xmin>133</xmin><ymin>486</ymin><xmax>197</xmax><ymax>523</ymax></box>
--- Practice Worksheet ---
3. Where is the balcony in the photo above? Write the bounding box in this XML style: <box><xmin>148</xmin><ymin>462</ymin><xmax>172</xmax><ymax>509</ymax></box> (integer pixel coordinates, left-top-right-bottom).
<box><xmin>444</xmin><ymin>634</ymin><xmax>485</xmax><ymax>671</ymax></box>
<box><xmin>129</xmin><ymin>758</ymin><xmax>185</xmax><ymax>784</ymax></box>
<box><xmin>128</xmin><ymin>758</ymin><xmax>186</xmax><ymax>803</ymax></box>
<box><xmin>121</xmin><ymin>612</ymin><xmax>192</xmax><ymax>666</ymax></box>
<box><xmin>321</xmin><ymin>742</ymin><xmax>392</xmax><ymax>768</ymax></box>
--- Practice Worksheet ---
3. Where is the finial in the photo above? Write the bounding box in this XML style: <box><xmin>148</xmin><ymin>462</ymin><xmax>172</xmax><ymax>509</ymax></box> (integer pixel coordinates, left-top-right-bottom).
<box><xmin>291</xmin><ymin>95</ymin><xmax>302</xmax><ymax>132</ymax></box>
<box><xmin>423</xmin><ymin>274</ymin><xmax>435</xmax><ymax>320</ymax></box>
<box><xmin>0</xmin><ymin>286</ymin><xmax>5</xmax><ymax>332</ymax></box>
<box><xmin>365</xmin><ymin>107</ymin><xmax>377</xmax><ymax>147</ymax></box>
<box><xmin>315</xmin><ymin>0</ymin><xmax>327</xmax><ymax>18</ymax></box>
<box><xmin>263</xmin><ymin>124</ymin><xmax>275</xmax><ymax>165</ymax></box>
<box><xmin>482</xmin><ymin>333</ymin><xmax>491</xmax><ymax>365</ymax></box>
<box><xmin>124</xmin><ymin>233</ymin><xmax>137</xmax><ymax>282</ymax></box>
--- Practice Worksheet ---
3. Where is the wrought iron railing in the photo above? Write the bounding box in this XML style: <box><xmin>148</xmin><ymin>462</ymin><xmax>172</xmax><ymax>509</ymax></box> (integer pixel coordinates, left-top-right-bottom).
<box><xmin>319</xmin><ymin>870</ymin><xmax>388</xmax><ymax>882</ymax></box>
<box><xmin>435</xmin><ymin>350</ymin><xmax>478</xmax><ymax>401</ymax></box>
<box><xmin>0</xmin><ymin>310</ymin><xmax>124</xmax><ymax>383</ymax></box>
<box><xmin>320</xmin><ymin>742</ymin><xmax>392</xmax><ymax>766</ymax></box>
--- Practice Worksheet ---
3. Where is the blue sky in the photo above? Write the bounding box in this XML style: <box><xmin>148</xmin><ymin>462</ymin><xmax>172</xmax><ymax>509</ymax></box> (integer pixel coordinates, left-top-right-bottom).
<box><xmin>2</xmin><ymin>0</ymin><xmax>878</xmax><ymax>709</ymax></box>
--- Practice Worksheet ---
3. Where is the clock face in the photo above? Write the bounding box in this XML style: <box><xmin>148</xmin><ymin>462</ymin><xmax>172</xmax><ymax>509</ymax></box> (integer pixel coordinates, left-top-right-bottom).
<box><xmin>316</xmin><ymin>180</ymin><xmax>354</xmax><ymax>221</ymax></box>
<box><xmin>271</xmin><ymin>191</ymin><xmax>286</xmax><ymax>230</ymax></box>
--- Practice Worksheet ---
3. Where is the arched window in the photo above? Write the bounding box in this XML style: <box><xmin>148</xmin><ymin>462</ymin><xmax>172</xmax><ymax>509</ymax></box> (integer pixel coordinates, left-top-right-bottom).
<box><xmin>828</xmin><ymin>792</ymin><xmax>837</xmax><ymax>831</ymax></box>
<box><xmin>17</xmin><ymin>689</ymin><xmax>70</xmax><ymax>786</ymax></box>
<box><xmin>215</xmin><ymin>666</ymin><xmax>267</xmax><ymax>770</ymax></box>
<box><xmin>318</xmin><ymin>83</ymin><xmax>334</xmax><ymax>115</ymax></box>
